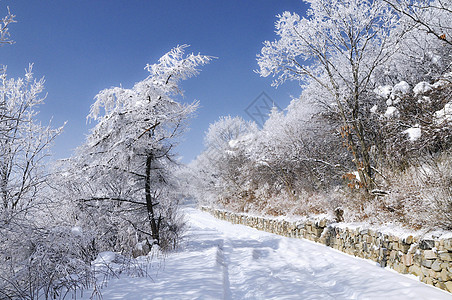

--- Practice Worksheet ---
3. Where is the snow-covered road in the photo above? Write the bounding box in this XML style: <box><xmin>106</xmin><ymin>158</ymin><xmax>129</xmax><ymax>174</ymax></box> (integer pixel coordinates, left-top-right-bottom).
<box><xmin>82</xmin><ymin>207</ymin><xmax>452</xmax><ymax>299</ymax></box>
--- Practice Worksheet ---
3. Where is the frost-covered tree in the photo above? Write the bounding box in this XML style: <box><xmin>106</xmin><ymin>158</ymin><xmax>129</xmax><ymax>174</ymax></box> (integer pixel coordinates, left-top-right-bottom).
<box><xmin>0</xmin><ymin>6</ymin><xmax>14</xmax><ymax>47</ymax></box>
<box><xmin>0</xmin><ymin>65</ymin><xmax>63</xmax><ymax>220</ymax></box>
<box><xmin>0</xmin><ymin>8</ymin><xmax>84</xmax><ymax>298</ymax></box>
<box><xmin>384</xmin><ymin>0</ymin><xmax>452</xmax><ymax>45</ymax></box>
<box><xmin>254</xmin><ymin>100</ymin><xmax>348</xmax><ymax>193</ymax></box>
<box><xmin>0</xmin><ymin>6</ymin><xmax>15</xmax><ymax>73</ymax></box>
<box><xmin>204</xmin><ymin>115</ymin><xmax>257</xmax><ymax>152</ymax></box>
<box><xmin>364</xmin><ymin>0</ymin><xmax>451</xmax><ymax>173</ymax></box>
<box><xmin>0</xmin><ymin>66</ymin><xmax>70</xmax><ymax>298</ymax></box>
<box><xmin>372</xmin><ymin>0</ymin><xmax>452</xmax><ymax>87</ymax></box>
<box><xmin>187</xmin><ymin>116</ymin><xmax>257</xmax><ymax>206</ymax></box>
<box><xmin>71</xmin><ymin>45</ymin><xmax>211</xmax><ymax>250</ymax></box>
<box><xmin>257</xmin><ymin>0</ymin><xmax>401</xmax><ymax>191</ymax></box>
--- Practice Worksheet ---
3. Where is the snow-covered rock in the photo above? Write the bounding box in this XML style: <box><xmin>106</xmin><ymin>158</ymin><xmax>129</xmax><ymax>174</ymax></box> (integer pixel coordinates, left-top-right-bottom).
<box><xmin>370</xmin><ymin>105</ymin><xmax>378</xmax><ymax>114</ymax></box>
<box><xmin>71</xmin><ymin>226</ymin><xmax>83</xmax><ymax>236</ymax></box>
<box><xmin>403</xmin><ymin>126</ymin><xmax>421</xmax><ymax>142</ymax></box>
<box><xmin>413</xmin><ymin>81</ymin><xmax>433</xmax><ymax>95</ymax></box>
<box><xmin>433</xmin><ymin>72</ymin><xmax>452</xmax><ymax>89</ymax></box>
<box><xmin>352</xmin><ymin>171</ymin><xmax>361</xmax><ymax>182</ymax></box>
<box><xmin>384</xmin><ymin>106</ymin><xmax>398</xmax><ymax>117</ymax></box>
<box><xmin>374</xmin><ymin>85</ymin><xmax>392</xmax><ymax>99</ymax></box>
<box><xmin>434</xmin><ymin>102</ymin><xmax>452</xmax><ymax>124</ymax></box>
<box><xmin>392</xmin><ymin>81</ymin><xmax>410</xmax><ymax>96</ymax></box>
<box><xmin>93</xmin><ymin>251</ymin><xmax>117</xmax><ymax>265</ymax></box>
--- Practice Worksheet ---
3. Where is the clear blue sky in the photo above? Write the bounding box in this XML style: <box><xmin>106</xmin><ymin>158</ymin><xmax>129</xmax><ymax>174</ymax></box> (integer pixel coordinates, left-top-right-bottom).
<box><xmin>1</xmin><ymin>0</ymin><xmax>307</xmax><ymax>163</ymax></box>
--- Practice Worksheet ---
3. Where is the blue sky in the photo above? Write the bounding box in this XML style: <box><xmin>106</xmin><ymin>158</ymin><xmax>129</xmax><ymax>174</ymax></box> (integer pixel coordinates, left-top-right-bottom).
<box><xmin>1</xmin><ymin>0</ymin><xmax>307</xmax><ymax>163</ymax></box>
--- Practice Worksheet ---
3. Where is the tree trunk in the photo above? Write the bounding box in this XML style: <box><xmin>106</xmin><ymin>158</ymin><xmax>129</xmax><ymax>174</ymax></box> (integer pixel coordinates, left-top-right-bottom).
<box><xmin>335</xmin><ymin>92</ymin><xmax>371</xmax><ymax>193</ymax></box>
<box><xmin>145</xmin><ymin>152</ymin><xmax>160</xmax><ymax>244</ymax></box>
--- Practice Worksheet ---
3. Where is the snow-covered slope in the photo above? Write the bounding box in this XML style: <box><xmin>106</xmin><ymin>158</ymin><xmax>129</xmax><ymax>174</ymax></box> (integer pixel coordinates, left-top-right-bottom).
<box><xmin>77</xmin><ymin>208</ymin><xmax>452</xmax><ymax>299</ymax></box>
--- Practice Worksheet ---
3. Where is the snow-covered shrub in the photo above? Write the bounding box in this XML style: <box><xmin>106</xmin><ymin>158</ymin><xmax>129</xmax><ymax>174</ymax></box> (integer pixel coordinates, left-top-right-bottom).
<box><xmin>151</xmin><ymin>192</ymin><xmax>186</xmax><ymax>251</ymax></box>
<box><xmin>332</xmin><ymin>149</ymin><xmax>451</xmax><ymax>229</ymax></box>
<box><xmin>0</xmin><ymin>208</ymin><xmax>96</xmax><ymax>299</ymax></box>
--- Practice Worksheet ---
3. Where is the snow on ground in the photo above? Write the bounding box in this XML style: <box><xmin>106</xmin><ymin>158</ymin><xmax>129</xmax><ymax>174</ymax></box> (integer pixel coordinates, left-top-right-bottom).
<box><xmin>76</xmin><ymin>208</ymin><xmax>452</xmax><ymax>300</ymax></box>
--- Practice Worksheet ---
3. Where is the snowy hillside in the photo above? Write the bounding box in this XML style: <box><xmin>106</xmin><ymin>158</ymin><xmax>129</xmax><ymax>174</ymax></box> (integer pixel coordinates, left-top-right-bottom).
<box><xmin>74</xmin><ymin>208</ymin><xmax>452</xmax><ymax>300</ymax></box>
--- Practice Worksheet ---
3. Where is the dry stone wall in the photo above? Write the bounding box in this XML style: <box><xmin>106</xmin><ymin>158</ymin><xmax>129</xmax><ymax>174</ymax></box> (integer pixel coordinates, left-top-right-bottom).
<box><xmin>201</xmin><ymin>207</ymin><xmax>452</xmax><ymax>293</ymax></box>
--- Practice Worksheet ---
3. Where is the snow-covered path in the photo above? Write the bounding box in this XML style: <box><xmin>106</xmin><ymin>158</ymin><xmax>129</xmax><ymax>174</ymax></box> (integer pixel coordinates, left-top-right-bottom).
<box><xmin>83</xmin><ymin>208</ymin><xmax>452</xmax><ymax>299</ymax></box>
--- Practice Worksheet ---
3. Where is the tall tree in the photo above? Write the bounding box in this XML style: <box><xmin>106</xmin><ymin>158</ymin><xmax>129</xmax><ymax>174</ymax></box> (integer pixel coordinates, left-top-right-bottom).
<box><xmin>257</xmin><ymin>0</ymin><xmax>401</xmax><ymax>192</ymax></box>
<box><xmin>74</xmin><ymin>45</ymin><xmax>211</xmax><ymax>248</ymax></box>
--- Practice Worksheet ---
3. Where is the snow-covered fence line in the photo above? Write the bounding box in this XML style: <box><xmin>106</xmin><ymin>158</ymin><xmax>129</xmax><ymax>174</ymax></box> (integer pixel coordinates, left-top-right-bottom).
<box><xmin>200</xmin><ymin>207</ymin><xmax>452</xmax><ymax>293</ymax></box>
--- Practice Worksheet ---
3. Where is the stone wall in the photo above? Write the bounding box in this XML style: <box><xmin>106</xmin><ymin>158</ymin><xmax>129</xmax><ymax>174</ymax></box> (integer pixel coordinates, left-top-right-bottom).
<box><xmin>201</xmin><ymin>207</ymin><xmax>452</xmax><ymax>293</ymax></box>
